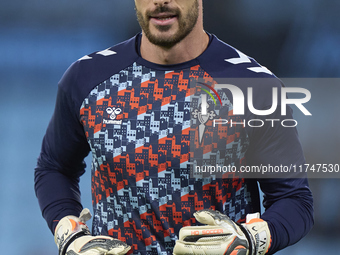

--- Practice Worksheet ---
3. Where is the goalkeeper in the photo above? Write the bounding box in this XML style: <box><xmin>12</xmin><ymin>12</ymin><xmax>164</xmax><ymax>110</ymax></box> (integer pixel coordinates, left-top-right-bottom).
<box><xmin>35</xmin><ymin>0</ymin><xmax>314</xmax><ymax>254</ymax></box>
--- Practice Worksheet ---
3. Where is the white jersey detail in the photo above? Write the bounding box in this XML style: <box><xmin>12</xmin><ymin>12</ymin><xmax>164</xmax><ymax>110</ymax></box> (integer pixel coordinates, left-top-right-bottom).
<box><xmin>96</xmin><ymin>49</ymin><xmax>117</xmax><ymax>57</ymax></box>
<box><xmin>247</xmin><ymin>66</ymin><xmax>273</xmax><ymax>75</ymax></box>
<box><xmin>224</xmin><ymin>49</ymin><xmax>251</xmax><ymax>64</ymax></box>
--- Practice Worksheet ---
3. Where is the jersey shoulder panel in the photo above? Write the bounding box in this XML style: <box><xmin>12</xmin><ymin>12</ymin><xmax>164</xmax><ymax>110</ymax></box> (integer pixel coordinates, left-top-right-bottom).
<box><xmin>58</xmin><ymin>35</ymin><xmax>139</xmax><ymax>112</ymax></box>
<box><xmin>198</xmin><ymin>35</ymin><xmax>284</xmax><ymax>114</ymax></box>
<box><xmin>198</xmin><ymin>35</ymin><xmax>274</xmax><ymax>79</ymax></box>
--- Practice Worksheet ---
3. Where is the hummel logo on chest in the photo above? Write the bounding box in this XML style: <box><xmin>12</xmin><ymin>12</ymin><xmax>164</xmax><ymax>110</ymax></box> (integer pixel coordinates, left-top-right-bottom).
<box><xmin>103</xmin><ymin>107</ymin><xmax>123</xmax><ymax>125</ymax></box>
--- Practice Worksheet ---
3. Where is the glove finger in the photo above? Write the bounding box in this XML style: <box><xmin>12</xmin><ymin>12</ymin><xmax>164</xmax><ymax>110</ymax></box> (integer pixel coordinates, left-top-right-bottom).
<box><xmin>194</xmin><ymin>209</ymin><xmax>230</xmax><ymax>225</ymax></box>
<box><xmin>194</xmin><ymin>209</ymin><xmax>242</xmax><ymax>236</ymax></box>
<box><xmin>174</xmin><ymin>237</ymin><xmax>249</xmax><ymax>255</ymax></box>
<box><xmin>70</xmin><ymin>236</ymin><xmax>131</xmax><ymax>255</ymax></box>
<box><xmin>174</xmin><ymin>240</ymin><xmax>222</xmax><ymax>255</ymax></box>
<box><xmin>105</xmin><ymin>239</ymin><xmax>131</xmax><ymax>255</ymax></box>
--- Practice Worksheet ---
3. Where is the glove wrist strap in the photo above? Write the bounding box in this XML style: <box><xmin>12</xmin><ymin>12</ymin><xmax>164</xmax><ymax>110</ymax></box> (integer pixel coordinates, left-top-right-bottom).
<box><xmin>58</xmin><ymin>229</ymin><xmax>91</xmax><ymax>255</ymax></box>
<box><xmin>54</xmin><ymin>209</ymin><xmax>92</xmax><ymax>255</ymax></box>
<box><xmin>236</xmin><ymin>222</ymin><xmax>255</xmax><ymax>255</ymax></box>
<box><xmin>242</xmin><ymin>213</ymin><xmax>271</xmax><ymax>255</ymax></box>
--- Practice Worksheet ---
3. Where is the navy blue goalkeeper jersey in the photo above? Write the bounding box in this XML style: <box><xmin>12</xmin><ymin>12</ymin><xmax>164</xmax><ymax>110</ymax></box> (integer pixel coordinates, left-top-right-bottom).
<box><xmin>35</xmin><ymin>33</ymin><xmax>313</xmax><ymax>254</ymax></box>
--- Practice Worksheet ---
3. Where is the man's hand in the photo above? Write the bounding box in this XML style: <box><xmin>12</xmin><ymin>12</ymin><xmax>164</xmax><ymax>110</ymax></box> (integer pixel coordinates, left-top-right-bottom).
<box><xmin>173</xmin><ymin>209</ymin><xmax>270</xmax><ymax>255</ymax></box>
<box><xmin>54</xmin><ymin>208</ymin><xmax>131</xmax><ymax>255</ymax></box>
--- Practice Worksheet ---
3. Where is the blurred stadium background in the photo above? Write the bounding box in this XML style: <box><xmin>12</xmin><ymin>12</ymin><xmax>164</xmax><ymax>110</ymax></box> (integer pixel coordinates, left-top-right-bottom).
<box><xmin>1</xmin><ymin>0</ymin><xmax>339</xmax><ymax>254</ymax></box>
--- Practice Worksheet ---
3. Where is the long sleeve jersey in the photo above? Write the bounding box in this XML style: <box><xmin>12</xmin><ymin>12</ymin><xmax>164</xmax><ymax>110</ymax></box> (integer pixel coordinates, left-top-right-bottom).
<box><xmin>35</xmin><ymin>33</ymin><xmax>313</xmax><ymax>254</ymax></box>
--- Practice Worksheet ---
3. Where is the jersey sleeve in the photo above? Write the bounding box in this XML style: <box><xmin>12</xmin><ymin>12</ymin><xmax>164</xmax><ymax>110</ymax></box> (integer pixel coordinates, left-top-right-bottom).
<box><xmin>245</xmin><ymin>104</ymin><xmax>314</xmax><ymax>254</ymax></box>
<box><xmin>259</xmin><ymin>178</ymin><xmax>313</xmax><ymax>254</ymax></box>
<box><xmin>34</xmin><ymin>36</ymin><xmax>139</xmax><ymax>234</ymax></box>
<box><xmin>34</xmin><ymin>62</ymin><xmax>91</xmax><ymax>233</ymax></box>
<box><xmin>198</xmin><ymin>36</ymin><xmax>314</xmax><ymax>253</ymax></box>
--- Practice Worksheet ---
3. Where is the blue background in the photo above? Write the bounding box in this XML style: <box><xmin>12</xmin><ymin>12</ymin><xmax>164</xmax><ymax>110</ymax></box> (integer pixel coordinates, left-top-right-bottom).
<box><xmin>1</xmin><ymin>0</ymin><xmax>339</xmax><ymax>254</ymax></box>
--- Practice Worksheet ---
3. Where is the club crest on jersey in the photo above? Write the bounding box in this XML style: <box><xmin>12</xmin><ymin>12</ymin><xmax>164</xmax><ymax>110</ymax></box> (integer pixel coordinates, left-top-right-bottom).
<box><xmin>192</xmin><ymin>83</ymin><xmax>222</xmax><ymax>144</ymax></box>
<box><xmin>191</xmin><ymin>99</ymin><xmax>217</xmax><ymax>144</ymax></box>
<box><xmin>103</xmin><ymin>107</ymin><xmax>123</xmax><ymax>124</ymax></box>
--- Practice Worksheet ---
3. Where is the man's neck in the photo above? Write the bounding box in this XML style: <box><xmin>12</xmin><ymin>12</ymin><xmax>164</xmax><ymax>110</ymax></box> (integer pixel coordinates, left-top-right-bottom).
<box><xmin>139</xmin><ymin>29</ymin><xmax>210</xmax><ymax>65</ymax></box>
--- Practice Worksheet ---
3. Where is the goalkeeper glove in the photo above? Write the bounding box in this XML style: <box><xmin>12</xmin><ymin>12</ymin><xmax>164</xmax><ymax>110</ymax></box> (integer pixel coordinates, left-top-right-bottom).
<box><xmin>54</xmin><ymin>208</ymin><xmax>131</xmax><ymax>255</ymax></box>
<box><xmin>173</xmin><ymin>209</ymin><xmax>271</xmax><ymax>255</ymax></box>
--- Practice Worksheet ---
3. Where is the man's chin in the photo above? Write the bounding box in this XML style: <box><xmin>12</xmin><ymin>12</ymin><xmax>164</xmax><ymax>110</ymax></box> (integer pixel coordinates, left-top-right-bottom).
<box><xmin>148</xmin><ymin>38</ymin><xmax>179</xmax><ymax>49</ymax></box>
<box><xmin>153</xmin><ymin>24</ymin><xmax>173</xmax><ymax>33</ymax></box>
<box><xmin>145</xmin><ymin>31</ymin><xmax>182</xmax><ymax>48</ymax></box>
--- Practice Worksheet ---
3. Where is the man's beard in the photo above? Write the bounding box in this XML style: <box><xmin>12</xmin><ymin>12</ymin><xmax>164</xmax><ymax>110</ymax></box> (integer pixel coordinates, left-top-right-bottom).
<box><xmin>136</xmin><ymin>0</ymin><xmax>199</xmax><ymax>48</ymax></box>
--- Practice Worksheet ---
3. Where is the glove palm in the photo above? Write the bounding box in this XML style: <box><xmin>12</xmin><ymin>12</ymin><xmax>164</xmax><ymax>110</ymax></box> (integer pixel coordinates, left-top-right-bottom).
<box><xmin>54</xmin><ymin>208</ymin><xmax>131</xmax><ymax>255</ymax></box>
<box><xmin>173</xmin><ymin>209</ymin><xmax>270</xmax><ymax>255</ymax></box>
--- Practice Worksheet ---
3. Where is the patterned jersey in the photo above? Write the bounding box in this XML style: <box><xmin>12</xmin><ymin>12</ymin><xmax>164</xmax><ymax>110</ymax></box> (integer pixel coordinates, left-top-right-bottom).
<box><xmin>35</xmin><ymin>33</ymin><xmax>314</xmax><ymax>255</ymax></box>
